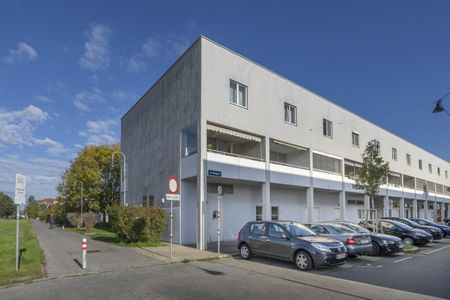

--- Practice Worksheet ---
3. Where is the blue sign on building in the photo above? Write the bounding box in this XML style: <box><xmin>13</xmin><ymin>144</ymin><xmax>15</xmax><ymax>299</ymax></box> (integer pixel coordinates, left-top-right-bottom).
<box><xmin>208</xmin><ymin>170</ymin><xmax>222</xmax><ymax>177</ymax></box>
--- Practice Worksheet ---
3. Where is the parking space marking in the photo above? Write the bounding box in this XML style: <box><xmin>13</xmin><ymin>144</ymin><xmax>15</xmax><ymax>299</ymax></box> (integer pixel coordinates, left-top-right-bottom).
<box><xmin>424</xmin><ymin>245</ymin><xmax>450</xmax><ymax>255</ymax></box>
<box><xmin>376</xmin><ymin>265</ymin><xmax>383</xmax><ymax>268</ymax></box>
<box><xmin>393</xmin><ymin>256</ymin><xmax>412</xmax><ymax>263</ymax></box>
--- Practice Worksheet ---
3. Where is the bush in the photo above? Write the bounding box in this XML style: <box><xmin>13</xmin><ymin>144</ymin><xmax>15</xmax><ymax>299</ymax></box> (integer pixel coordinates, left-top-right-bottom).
<box><xmin>108</xmin><ymin>206</ymin><xmax>165</xmax><ymax>243</ymax></box>
<box><xmin>83</xmin><ymin>212</ymin><xmax>97</xmax><ymax>232</ymax></box>
<box><xmin>67</xmin><ymin>212</ymin><xmax>81</xmax><ymax>228</ymax></box>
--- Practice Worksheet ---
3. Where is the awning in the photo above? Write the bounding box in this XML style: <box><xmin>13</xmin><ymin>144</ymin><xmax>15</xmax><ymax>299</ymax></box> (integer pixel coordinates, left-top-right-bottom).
<box><xmin>272</xmin><ymin>139</ymin><xmax>307</xmax><ymax>151</ymax></box>
<box><xmin>207</xmin><ymin>124</ymin><xmax>261</xmax><ymax>143</ymax></box>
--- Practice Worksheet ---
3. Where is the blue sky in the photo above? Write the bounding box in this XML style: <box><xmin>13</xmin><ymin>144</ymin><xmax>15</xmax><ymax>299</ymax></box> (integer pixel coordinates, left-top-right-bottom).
<box><xmin>0</xmin><ymin>0</ymin><xmax>449</xmax><ymax>199</ymax></box>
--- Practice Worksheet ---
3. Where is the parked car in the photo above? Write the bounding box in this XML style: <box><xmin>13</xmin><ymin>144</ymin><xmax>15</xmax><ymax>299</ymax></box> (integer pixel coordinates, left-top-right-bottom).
<box><xmin>332</xmin><ymin>222</ymin><xmax>403</xmax><ymax>256</ymax></box>
<box><xmin>237</xmin><ymin>221</ymin><xmax>347</xmax><ymax>271</ymax></box>
<box><xmin>359</xmin><ymin>219</ymin><xmax>432</xmax><ymax>245</ymax></box>
<box><xmin>410</xmin><ymin>218</ymin><xmax>450</xmax><ymax>237</ymax></box>
<box><xmin>305</xmin><ymin>223</ymin><xmax>373</xmax><ymax>256</ymax></box>
<box><xmin>382</xmin><ymin>217</ymin><xmax>443</xmax><ymax>240</ymax></box>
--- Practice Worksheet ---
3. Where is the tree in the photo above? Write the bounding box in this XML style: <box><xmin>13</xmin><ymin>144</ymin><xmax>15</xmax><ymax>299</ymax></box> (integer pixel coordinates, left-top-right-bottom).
<box><xmin>27</xmin><ymin>195</ymin><xmax>35</xmax><ymax>203</ymax></box>
<box><xmin>57</xmin><ymin>144</ymin><xmax>121</xmax><ymax>223</ymax></box>
<box><xmin>353</xmin><ymin>139</ymin><xmax>390</xmax><ymax>212</ymax></box>
<box><xmin>0</xmin><ymin>192</ymin><xmax>15</xmax><ymax>218</ymax></box>
<box><xmin>25</xmin><ymin>198</ymin><xmax>42</xmax><ymax>219</ymax></box>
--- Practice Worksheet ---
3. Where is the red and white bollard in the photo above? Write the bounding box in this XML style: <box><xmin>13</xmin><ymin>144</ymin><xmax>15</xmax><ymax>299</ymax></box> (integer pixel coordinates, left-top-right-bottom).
<box><xmin>82</xmin><ymin>238</ymin><xmax>87</xmax><ymax>269</ymax></box>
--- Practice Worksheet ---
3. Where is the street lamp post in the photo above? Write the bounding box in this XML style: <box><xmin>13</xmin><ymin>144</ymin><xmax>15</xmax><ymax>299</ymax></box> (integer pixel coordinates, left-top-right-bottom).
<box><xmin>74</xmin><ymin>181</ymin><xmax>84</xmax><ymax>229</ymax></box>
<box><xmin>112</xmin><ymin>151</ymin><xmax>127</xmax><ymax>207</ymax></box>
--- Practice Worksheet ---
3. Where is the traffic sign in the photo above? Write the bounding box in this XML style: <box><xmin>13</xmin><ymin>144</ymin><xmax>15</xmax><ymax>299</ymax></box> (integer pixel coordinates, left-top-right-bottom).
<box><xmin>168</xmin><ymin>176</ymin><xmax>178</xmax><ymax>194</ymax></box>
<box><xmin>165</xmin><ymin>193</ymin><xmax>180</xmax><ymax>201</ymax></box>
<box><xmin>14</xmin><ymin>174</ymin><xmax>26</xmax><ymax>205</ymax></box>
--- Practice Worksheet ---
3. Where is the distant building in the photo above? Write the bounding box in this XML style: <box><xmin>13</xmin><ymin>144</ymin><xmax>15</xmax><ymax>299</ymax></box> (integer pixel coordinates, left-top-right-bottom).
<box><xmin>122</xmin><ymin>36</ymin><xmax>450</xmax><ymax>250</ymax></box>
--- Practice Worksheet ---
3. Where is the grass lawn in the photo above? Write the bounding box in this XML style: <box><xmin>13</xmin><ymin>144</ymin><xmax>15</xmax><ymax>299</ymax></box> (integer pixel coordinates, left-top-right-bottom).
<box><xmin>0</xmin><ymin>219</ymin><xmax>45</xmax><ymax>286</ymax></box>
<box><xmin>65</xmin><ymin>223</ymin><xmax>163</xmax><ymax>248</ymax></box>
<box><xmin>403</xmin><ymin>244</ymin><xmax>415</xmax><ymax>250</ymax></box>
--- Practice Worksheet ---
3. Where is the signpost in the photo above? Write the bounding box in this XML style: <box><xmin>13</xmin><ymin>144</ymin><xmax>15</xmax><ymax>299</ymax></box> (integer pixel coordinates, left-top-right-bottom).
<box><xmin>217</xmin><ymin>186</ymin><xmax>223</xmax><ymax>254</ymax></box>
<box><xmin>166</xmin><ymin>177</ymin><xmax>180</xmax><ymax>259</ymax></box>
<box><xmin>14</xmin><ymin>174</ymin><xmax>26</xmax><ymax>272</ymax></box>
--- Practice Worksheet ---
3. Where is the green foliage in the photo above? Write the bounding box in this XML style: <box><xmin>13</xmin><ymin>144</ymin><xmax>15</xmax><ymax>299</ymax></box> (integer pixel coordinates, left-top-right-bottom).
<box><xmin>353</xmin><ymin>139</ymin><xmax>390</xmax><ymax>206</ymax></box>
<box><xmin>25</xmin><ymin>200</ymin><xmax>43</xmax><ymax>219</ymax></box>
<box><xmin>83</xmin><ymin>212</ymin><xmax>97</xmax><ymax>232</ymax></box>
<box><xmin>108</xmin><ymin>206</ymin><xmax>165</xmax><ymax>243</ymax></box>
<box><xmin>0</xmin><ymin>192</ymin><xmax>15</xmax><ymax>218</ymax></box>
<box><xmin>57</xmin><ymin>144</ymin><xmax>121</xmax><ymax>220</ymax></box>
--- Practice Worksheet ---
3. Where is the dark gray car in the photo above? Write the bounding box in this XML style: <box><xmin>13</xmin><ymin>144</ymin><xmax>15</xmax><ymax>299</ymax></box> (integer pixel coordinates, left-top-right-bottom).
<box><xmin>306</xmin><ymin>223</ymin><xmax>373</xmax><ymax>256</ymax></box>
<box><xmin>237</xmin><ymin>221</ymin><xmax>347</xmax><ymax>271</ymax></box>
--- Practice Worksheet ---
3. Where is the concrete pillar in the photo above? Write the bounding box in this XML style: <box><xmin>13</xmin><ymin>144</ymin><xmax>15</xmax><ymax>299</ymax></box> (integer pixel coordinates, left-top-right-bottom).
<box><xmin>262</xmin><ymin>137</ymin><xmax>271</xmax><ymax>221</ymax></box>
<box><xmin>383</xmin><ymin>196</ymin><xmax>389</xmax><ymax>217</ymax></box>
<box><xmin>441</xmin><ymin>202</ymin><xmax>445</xmax><ymax>223</ymax></box>
<box><xmin>339</xmin><ymin>159</ymin><xmax>346</xmax><ymax>221</ymax></box>
<box><xmin>399</xmin><ymin>198</ymin><xmax>405</xmax><ymax>218</ymax></box>
<box><xmin>413</xmin><ymin>198</ymin><xmax>418</xmax><ymax>218</ymax></box>
<box><xmin>424</xmin><ymin>192</ymin><xmax>429</xmax><ymax>219</ymax></box>
<box><xmin>307</xmin><ymin>187</ymin><xmax>314</xmax><ymax>223</ymax></box>
<box><xmin>339</xmin><ymin>191</ymin><xmax>346</xmax><ymax>221</ymax></box>
<box><xmin>197</xmin><ymin>120</ymin><xmax>206</xmax><ymax>250</ymax></box>
<box><xmin>434</xmin><ymin>201</ymin><xmax>438</xmax><ymax>222</ymax></box>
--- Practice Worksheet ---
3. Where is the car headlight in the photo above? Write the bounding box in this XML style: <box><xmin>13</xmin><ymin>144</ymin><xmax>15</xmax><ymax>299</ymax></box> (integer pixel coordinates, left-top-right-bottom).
<box><xmin>382</xmin><ymin>240</ymin><xmax>395</xmax><ymax>245</ymax></box>
<box><xmin>431</xmin><ymin>229</ymin><xmax>440</xmax><ymax>234</ymax></box>
<box><xmin>311</xmin><ymin>243</ymin><xmax>332</xmax><ymax>253</ymax></box>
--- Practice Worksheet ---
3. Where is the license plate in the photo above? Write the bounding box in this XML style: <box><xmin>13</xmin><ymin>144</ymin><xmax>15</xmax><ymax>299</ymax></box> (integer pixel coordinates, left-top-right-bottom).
<box><xmin>336</xmin><ymin>253</ymin><xmax>346</xmax><ymax>259</ymax></box>
<box><xmin>360</xmin><ymin>239</ymin><xmax>370</xmax><ymax>244</ymax></box>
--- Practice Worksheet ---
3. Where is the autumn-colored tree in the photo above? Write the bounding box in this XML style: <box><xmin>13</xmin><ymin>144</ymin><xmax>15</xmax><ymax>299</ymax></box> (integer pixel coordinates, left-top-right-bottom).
<box><xmin>57</xmin><ymin>144</ymin><xmax>121</xmax><ymax>222</ymax></box>
<box><xmin>353</xmin><ymin>139</ymin><xmax>390</xmax><ymax>210</ymax></box>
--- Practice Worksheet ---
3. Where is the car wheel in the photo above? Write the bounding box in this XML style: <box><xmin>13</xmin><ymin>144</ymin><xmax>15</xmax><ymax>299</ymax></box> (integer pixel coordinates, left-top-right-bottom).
<box><xmin>239</xmin><ymin>243</ymin><xmax>252</xmax><ymax>260</ymax></box>
<box><xmin>403</xmin><ymin>237</ymin><xmax>414</xmax><ymax>245</ymax></box>
<box><xmin>369</xmin><ymin>242</ymin><xmax>380</xmax><ymax>256</ymax></box>
<box><xmin>295</xmin><ymin>251</ymin><xmax>313</xmax><ymax>271</ymax></box>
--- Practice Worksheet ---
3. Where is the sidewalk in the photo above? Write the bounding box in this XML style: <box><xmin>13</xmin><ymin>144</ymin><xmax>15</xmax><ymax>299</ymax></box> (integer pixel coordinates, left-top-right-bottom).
<box><xmin>32</xmin><ymin>220</ymin><xmax>162</xmax><ymax>278</ymax></box>
<box><xmin>135</xmin><ymin>244</ymin><xmax>231</xmax><ymax>263</ymax></box>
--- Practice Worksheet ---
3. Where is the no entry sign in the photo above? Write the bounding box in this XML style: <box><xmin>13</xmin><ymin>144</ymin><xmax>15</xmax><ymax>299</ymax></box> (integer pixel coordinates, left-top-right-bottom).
<box><xmin>168</xmin><ymin>176</ymin><xmax>178</xmax><ymax>194</ymax></box>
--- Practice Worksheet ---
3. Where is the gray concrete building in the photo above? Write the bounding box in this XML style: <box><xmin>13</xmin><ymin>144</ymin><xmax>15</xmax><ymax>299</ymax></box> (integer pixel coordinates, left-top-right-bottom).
<box><xmin>121</xmin><ymin>36</ymin><xmax>450</xmax><ymax>250</ymax></box>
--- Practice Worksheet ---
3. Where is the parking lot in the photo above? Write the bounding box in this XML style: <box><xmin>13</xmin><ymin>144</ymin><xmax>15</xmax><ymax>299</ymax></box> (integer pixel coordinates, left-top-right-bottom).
<box><xmin>235</xmin><ymin>238</ymin><xmax>450</xmax><ymax>299</ymax></box>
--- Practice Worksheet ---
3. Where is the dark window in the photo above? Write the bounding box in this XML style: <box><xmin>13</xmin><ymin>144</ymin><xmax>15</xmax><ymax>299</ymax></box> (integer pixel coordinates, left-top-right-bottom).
<box><xmin>256</xmin><ymin>206</ymin><xmax>262</xmax><ymax>221</ymax></box>
<box><xmin>323</xmin><ymin>119</ymin><xmax>333</xmax><ymax>138</ymax></box>
<box><xmin>250</xmin><ymin>223</ymin><xmax>266</xmax><ymax>235</ymax></box>
<box><xmin>268</xmin><ymin>223</ymin><xmax>285</xmax><ymax>238</ymax></box>
<box><xmin>310</xmin><ymin>225</ymin><xmax>330</xmax><ymax>235</ymax></box>
<box><xmin>284</xmin><ymin>103</ymin><xmax>297</xmax><ymax>125</ymax></box>
<box><xmin>352</xmin><ymin>131</ymin><xmax>359</xmax><ymax>147</ymax></box>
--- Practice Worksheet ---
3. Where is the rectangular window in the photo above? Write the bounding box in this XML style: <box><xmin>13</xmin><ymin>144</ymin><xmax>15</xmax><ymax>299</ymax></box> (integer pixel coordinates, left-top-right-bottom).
<box><xmin>271</xmin><ymin>206</ymin><xmax>279</xmax><ymax>221</ymax></box>
<box><xmin>352</xmin><ymin>131</ymin><xmax>359</xmax><ymax>147</ymax></box>
<box><xmin>438</xmin><ymin>167</ymin><xmax>441</xmax><ymax>176</ymax></box>
<box><xmin>392</xmin><ymin>148</ymin><xmax>397</xmax><ymax>161</ymax></box>
<box><xmin>429</xmin><ymin>163</ymin><xmax>432</xmax><ymax>173</ymax></box>
<box><xmin>323</xmin><ymin>119</ymin><xmax>333</xmax><ymax>138</ymax></box>
<box><xmin>270</xmin><ymin>151</ymin><xmax>287</xmax><ymax>164</ymax></box>
<box><xmin>143</xmin><ymin>195</ymin><xmax>154</xmax><ymax>207</ymax></box>
<box><xmin>229</xmin><ymin>80</ymin><xmax>247</xmax><ymax>107</ymax></box>
<box><xmin>284</xmin><ymin>103</ymin><xmax>297</xmax><ymax>125</ymax></box>
<box><xmin>256</xmin><ymin>206</ymin><xmax>262</xmax><ymax>221</ymax></box>
<box><xmin>181</xmin><ymin>124</ymin><xmax>197</xmax><ymax>158</ymax></box>
<box><xmin>418</xmin><ymin>159</ymin><xmax>422</xmax><ymax>170</ymax></box>
<box><xmin>313</xmin><ymin>153</ymin><xmax>342</xmax><ymax>174</ymax></box>
<box><xmin>406</xmin><ymin>154</ymin><xmax>411</xmax><ymax>166</ymax></box>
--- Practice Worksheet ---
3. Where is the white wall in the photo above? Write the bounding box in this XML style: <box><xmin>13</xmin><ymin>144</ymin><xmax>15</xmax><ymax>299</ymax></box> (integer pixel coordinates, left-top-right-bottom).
<box><xmin>315</xmin><ymin>191</ymin><xmax>340</xmax><ymax>222</ymax></box>
<box><xmin>181</xmin><ymin>180</ymin><xmax>198</xmax><ymax>244</ymax></box>
<box><xmin>270</xmin><ymin>187</ymin><xmax>307</xmax><ymax>222</ymax></box>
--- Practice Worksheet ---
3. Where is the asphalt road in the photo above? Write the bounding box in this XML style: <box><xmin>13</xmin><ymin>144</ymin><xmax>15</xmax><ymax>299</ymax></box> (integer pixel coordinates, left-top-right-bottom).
<box><xmin>312</xmin><ymin>238</ymin><xmax>450</xmax><ymax>299</ymax></box>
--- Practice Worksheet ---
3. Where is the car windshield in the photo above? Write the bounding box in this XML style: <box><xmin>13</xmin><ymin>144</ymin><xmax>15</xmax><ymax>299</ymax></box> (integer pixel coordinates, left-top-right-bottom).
<box><xmin>390</xmin><ymin>220</ymin><xmax>413</xmax><ymax>230</ymax></box>
<box><xmin>401</xmin><ymin>219</ymin><xmax>419</xmax><ymax>226</ymax></box>
<box><xmin>282</xmin><ymin>223</ymin><xmax>317</xmax><ymax>237</ymax></box>
<box><xmin>328</xmin><ymin>224</ymin><xmax>355</xmax><ymax>234</ymax></box>
<box><xmin>344</xmin><ymin>223</ymin><xmax>369</xmax><ymax>234</ymax></box>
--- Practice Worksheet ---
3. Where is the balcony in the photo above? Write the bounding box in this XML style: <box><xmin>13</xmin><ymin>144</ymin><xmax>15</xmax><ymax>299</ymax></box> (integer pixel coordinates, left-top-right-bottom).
<box><xmin>269</xmin><ymin>139</ymin><xmax>309</xmax><ymax>169</ymax></box>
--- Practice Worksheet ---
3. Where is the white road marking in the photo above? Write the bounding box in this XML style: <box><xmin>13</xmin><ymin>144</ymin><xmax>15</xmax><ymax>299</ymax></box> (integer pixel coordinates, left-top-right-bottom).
<box><xmin>424</xmin><ymin>245</ymin><xmax>450</xmax><ymax>255</ymax></box>
<box><xmin>376</xmin><ymin>265</ymin><xmax>383</xmax><ymax>268</ymax></box>
<box><xmin>394</xmin><ymin>256</ymin><xmax>412</xmax><ymax>263</ymax></box>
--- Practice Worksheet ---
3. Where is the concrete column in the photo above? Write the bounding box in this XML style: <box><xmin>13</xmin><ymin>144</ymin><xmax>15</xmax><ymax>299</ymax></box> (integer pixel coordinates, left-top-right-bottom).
<box><xmin>413</xmin><ymin>198</ymin><xmax>418</xmax><ymax>218</ymax></box>
<box><xmin>441</xmin><ymin>202</ymin><xmax>445</xmax><ymax>223</ymax></box>
<box><xmin>383</xmin><ymin>196</ymin><xmax>389</xmax><ymax>217</ymax></box>
<box><xmin>197</xmin><ymin>120</ymin><xmax>207</xmax><ymax>250</ymax></box>
<box><xmin>307</xmin><ymin>187</ymin><xmax>314</xmax><ymax>223</ymax></box>
<box><xmin>339</xmin><ymin>191</ymin><xmax>346</xmax><ymax>221</ymax></box>
<box><xmin>424</xmin><ymin>192</ymin><xmax>429</xmax><ymax>219</ymax></box>
<box><xmin>339</xmin><ymin>158</ymin><xmax>346</xmax><ymax>221</ymax></box>
<box><xmin>399</xmin><ymin>198</ymin><xmax>405</xmax><ymax>218</ymax></box>
<box><xmin>262</xmin><ymin>137</ymin><xmax>271</xmax><ymax>221</ymax></box>
<box><xmin>434</xmin><ymin>201</ymin><xmax>438</xmax><ymax>222</ymax></box>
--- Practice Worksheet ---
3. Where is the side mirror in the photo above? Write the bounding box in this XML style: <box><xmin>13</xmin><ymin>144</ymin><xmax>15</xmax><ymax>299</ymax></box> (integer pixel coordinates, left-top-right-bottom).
<box><xmin>281</xmin><ymin>233</ymin><xmax>289</xmax><ymax>240</ymax></box>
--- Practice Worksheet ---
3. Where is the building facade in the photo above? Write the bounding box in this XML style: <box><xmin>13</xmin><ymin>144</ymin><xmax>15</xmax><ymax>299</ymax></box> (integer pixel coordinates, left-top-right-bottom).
<box><xmin>121</xmin><ymin>36</ymin><xmax>450</xmax><ymax>250</ymax></box>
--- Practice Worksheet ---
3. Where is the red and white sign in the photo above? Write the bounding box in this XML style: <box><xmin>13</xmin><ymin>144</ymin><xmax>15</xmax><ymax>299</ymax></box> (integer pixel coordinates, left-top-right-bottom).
<box><xmin>168</xmin><ymin>176</ymin><xmax>179</xmax><ymax>194</ymax></box>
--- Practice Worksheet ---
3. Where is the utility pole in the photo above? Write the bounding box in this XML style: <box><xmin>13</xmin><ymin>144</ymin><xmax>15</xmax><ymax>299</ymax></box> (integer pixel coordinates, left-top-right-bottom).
<box><xmin>74</xmin><ymin>181</ymin><xmax>84</xmax><ymax>229</ymax></box>
<box><xmin>112</xmin><ymin>151</ymin><xmax>127</xmax><ymax>206</ymax></box>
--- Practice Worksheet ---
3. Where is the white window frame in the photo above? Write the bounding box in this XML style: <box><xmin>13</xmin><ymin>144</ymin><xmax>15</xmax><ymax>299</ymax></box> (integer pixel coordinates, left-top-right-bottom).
<box><xmin>323</xmin><ymin>119</ymin><xmax>333</xmax><ymax>138</ymax></box>
<box><xmin>284</xmin><ymin>102</ymin><xmax>297</xmax><ymax>125</ymax></box>
<box><xmin>392</xmin><ymin>147</ymin><xmax>397</xmax><ymax>161</ymax></box>
<box><xmin>352</xmin><ymin>131</ymin><xmax>359</xmax><ymax>147</ymax></box>
<box><xmin>229</xmin><ymin>80</ymin><xmax>247</xmax><ymax>108</ymax></box>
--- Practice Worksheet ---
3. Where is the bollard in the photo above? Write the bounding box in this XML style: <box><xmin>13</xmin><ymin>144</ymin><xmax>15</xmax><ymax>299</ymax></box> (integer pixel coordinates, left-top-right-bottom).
<box><xmin>82</xmin><ymin>238</ymin><xmax>87</xmax><ymax>269</ymax></box>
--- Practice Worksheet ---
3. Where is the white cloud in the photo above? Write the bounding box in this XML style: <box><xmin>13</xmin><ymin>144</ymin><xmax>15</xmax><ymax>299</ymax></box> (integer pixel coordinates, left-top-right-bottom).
<box><xmin>34</xmin><ymin>95</ymin><xmax>52</xmax><ymax>103</ymax></box>
<box><xmin>79</xmin><ymin>119</ymin><xmax>118</xmax><ymax>145</ymax></box>
<box><xmin>2</xmin><ymin>42</ymin><xmax>38</xmax><ymax>64</ymax></box>
<box><xmin>0</xmin><ymin>156</ymin><xmax>69</xmax><ymax>199</ymax></box>
<box><xmin>34</xmin><ymin>138</ymin><xmax>66</xmax><ymax>156</ymax></box>
<box><xmin>73</xmin><ymin>88</ymin><xmax>104</xmax><ymax>112</ymax></box>
<box><xmin>111</xmin><ymin>89</ymin><xmax>135</xmax><ymax>102</ymax></box>
<box><xmin>0</xmin><ymin>105</ymin><xmax>48</xmax><ymax>145</ymax></box>
<box><xmin>79</xmin><ymin>23</ymin><xmax>112</xmax><ymax>72</ymax></box>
